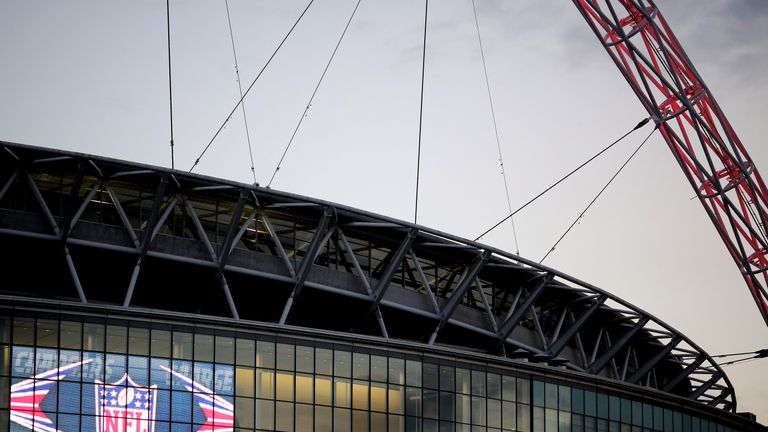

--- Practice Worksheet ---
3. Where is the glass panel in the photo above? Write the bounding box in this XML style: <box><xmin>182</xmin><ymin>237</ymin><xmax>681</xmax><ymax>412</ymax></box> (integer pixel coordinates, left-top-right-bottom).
<box><xmin>471</xmin><ymin>396</ymin><xmax>486</xmax><ymax>426</ymax></box>
<box><xmin>406</xmin><ymin>360</ymin><xmax>422</xmax><ymax>387</ymax></box>
<box><xmin>439</xmin><ymin>366</ymin><xmax>454</xmax><ymax>392</ymax></box>
<box><xmin>277</xmin><ymin>343</ymin><xmax>295</xmax><ymax>371</ymax></box>
<box><xmin>297</xmin><ymin>345</ymin><xmax>314</xmax><ymax>373</ymax></box>
<box><xmin>559</xmin><ymin>411</ymin><xmax>571</xmax><ymax>432</ymax></box>
<box><xmin>517</xmin><ymin>404</ymin><xmax>531</xmax><ymax>432</ymax></box>
<box><xmin>83</xmin><ymin>322</ymin><xmax>105</xmax><ymax>351</ymax></box>
<box><xmin>106</xmin><ymin>325</ymin><xmax>127</xmax><ymax>353</ymax></box>
<box><xmin>276</xmin><ymin>371</ymin><xmax>294</xmax><ymax>401</ymax></box>
<box><xmin>388</xmin><ymin>358</ymin><xmax>404</xmax><ymax>385</ymax></box>
<box><xmin>584</xmin><ymin>391</ymin><xmax>596</xmax><ymax>417</ymax></box>
<box><xmin>533</xmin><ymin>381</ymin><xmax>545</xmax><ymax>407</ymax></box>
<box><xmin>353</xmin><ymin>410</ymin><xmax>369</xmax><ymax>432</ymax></box>
<box><xmin>406</xmin><ymin>387</ymin><xmax>422</xmax><ymax>418</ymax></box>
<box><xmin>316</xmin><ymin>348</ymin><xmax>333</xmax><ymax>376</ymax></box>
<box><xmin>371</xmin><ymin>355</ymin><xmax>387</xmax><ymax>383</ymax></box>
<box><xmin>172</xmin><ymin>331</ymin><xmax>192</xmax><ymax>359</ymax></box>
<box><xmin>487</xmin><ymin>373</ymin><xmax>501</xmax><ymax>400</ymax></box>
<box><xmin>389</xmin><ymin>414</ymin><xmax>404</xmax><ymax>432</ymax></box>
<box><xmin>335</xmin><ymin>351</ymin><xmax>352</xmax><ymax>377</ymax></box>
<box><xmin>256</xmin><ymin>399</ymin><xmax>274</xmax><ymax>430</ymax></box>
<box><xmin>608</xmin><ymin>396</ymin><xmax>620</xmax><ymax>422</ymax></box>
<box><xmin>371</xmin><ymin>412</ymin><xmax>386</xmax><ymax>432</ymax></box>
<box><xmin>316</xmin><ymin>405</ymin><xmax>332</xmax><ymax>432</ymax></box>
<box><xmin>256</xmin><ymin>369</ymin><xmax>275</xmax><ymax>399</ymax></box>
<box><xmin>215</xmin><ymin>335</ymin><xmax>235</xmax><ymax>364</ymax></box>
<box><xmin>128</xmin><ymin>327</ymin><xmax>149</xmax><ymax>356</ymax></box>
<box><xmin>236</xmin><ymin>338</ymin><xmax>255</xmax><ymax>366</ymax></box>
<box><xmin>456</xmin><ymin>394</ymin><xmax>471</xmax><ymax>425</ymax></box>
<box><xmin>353</xmin><ymin>380</ymin><xmax>369</xmax><ymax>410</ymax></box>
<box><xmin>502</xmin><ymin>401</ymin><xmax>515</xmax><ymax>430</ymax></box>
<box><xmin>487</xmin><ymin>398</ymin><xmax>501</xmax><ymax>428</ymax></box>
<box><xmin>517</xmin><ymin>378</ymin><xmax>530</xmax><ymax>405</ymax></box>
<box><xmin>534</xmin><ymin>407</ymin><xmax>545</xmax><ymax>432</ymax></box>
<box><xmin>471</xmin><ymin>371</ymin><xmax>486</xmax><ymax>397</ymax></box>
<box><xmin>502</xmin><ymin>375</ymin><xmax>515</xmax><ymax>401</ymax></box>
<box><xmin>371</xmin><ymin>382</ymin><xmax>387</xmax><ymax>412</ymax></box>
<box><xmin>353</xmin><ymin>353</ymin><xmax>370</xmax><ymax>380</ymax></box>
<box><xmin>194</xmin><ymin>333</ymin><xmax>214</xmax><ymax>362</ymax></box>
<box><xmin>389</xmin><ymin>385</ymin><xmax>404</xmax><ymax>415</ymax></box>
<box><xmin>252</xmin><ymin>342</ymin><xmax>273</xmax><ymax>370</ymax></box>
<box><xmin>335</xmin><ymin>408</ymin><xmax>351</xmax><ymax>432</ymax></box>
<box><xmin>423</xmin><ymin>389</ymin><xmax>438</xmax><ymax>419</ymax></box>
<box><xmin>632</xmin><ymin>401</ymin><xmax>642</xmax><ymax>427</ymax></box>
<box><xmin>151</xmin><ymin>329</ymin><xmax>171</xmax><ymax>358</ymax></box>
<box><xmin>12</xmin><ymin>318</ymin><xmax>34</xmax><ymax>345</ymax></box>
<box><xmin>36</xmin><ymin>319</ymin><xmax>58</xmax><ymax>347</ymax></box>
<box><xmin>235</xmin><ymin>367</ymin><xmax>255</xmax><ymax>397</ymax></box>
<box><xmin>457</xmin><ymin>368</ymin><xmax>471</xmax><ymax>395</ymax></box>
<box><xmin>315</xmin><ymin>375</ymin><xmax>333</xmax><ymax>406</ymax></box>
<box><xmin>546</xmin><ymin>408</ymin><xmax>558</xmax><ymax>432</ymax></box>
<box><xmin>235</xmin><ymin>396</ymin><xmax>254</xmax><ymax>428</ymax></box>
<box><xmin>296</xmin><ymin>373</ymin><xmax>313</xmax><ymax>404</ymax></box>
<box><xmin>336</xmin><ymin>378</ymin><xmax>352</xmax><ymax>408</ymax></box>
<box><xmin>60</xmin><ymin>321</ymin><xmax>81</xmax><ymax>350</ymax></box>
<box><xmin>597</xmin><ymin>393</ymin><xmax>608</xmax><ymax>419</ymax></box>
<box><xmin>558</xmin><ymin>385</ymin><xmax>571</xmax><ymax>411</ymax></box>
<box><xmin>423</xmin><ymin>363</ymin><xmax>438</xmax><ymax>389</ymax></box>
<box><xmin>296</xmin><ymin>403</ymin><xmax>313</xmax><ymax>432</ymax></box>
<box><xmin>276</xmin><ymin>401</ymin><xmax>294</xmax><ymax>432</ymax></box>
<box><xmin>545</xmin><ymin>383</ymin><xmax>558</xmax><ymax>409</ymax></box>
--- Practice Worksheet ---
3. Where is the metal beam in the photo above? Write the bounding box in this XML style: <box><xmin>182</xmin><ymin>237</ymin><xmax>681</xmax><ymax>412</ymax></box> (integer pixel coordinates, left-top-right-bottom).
<box><xmin>661</xmin><ymin>355</ymin><xmax>706</xmax><ymax>393</ymax></box>
<box><xmin>496</xmin><ymin>273</ymin><xmax>554</xmax><ymax>350</ymax></box>
<box><xmin>428</xmin><ymin>250</ymin><xmax>491</xmax><ymax>345</ymax></box>
<box><xmin>626</xmin><ymin>336</ymin><xmax>682</xmax><ymax>384</ymax></box>
<box><xmin>689</xmin><ymin>372</ymin><xmax>723</xmax><ymax>401</ymax></box>
<box><xmin>547</xmin><ymin>295</ymin><xmax>607</xmax><ymax>357</ymax></box>
<box><xmin>279</xmin><ymin>207</ymin><xmax>334</xmax><ymax>324</ymax></box>
<box><xmin>588</xmin><ymin>316</ymin><xmax>650</xmax><ymax>374</ymax></box>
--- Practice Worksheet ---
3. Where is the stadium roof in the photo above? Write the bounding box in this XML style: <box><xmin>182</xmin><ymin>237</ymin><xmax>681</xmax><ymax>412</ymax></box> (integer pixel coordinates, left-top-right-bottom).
<box><xmin>0</xmin><ymin>140</ymin><xmax>735</xmax><ymax>411</ymax></box>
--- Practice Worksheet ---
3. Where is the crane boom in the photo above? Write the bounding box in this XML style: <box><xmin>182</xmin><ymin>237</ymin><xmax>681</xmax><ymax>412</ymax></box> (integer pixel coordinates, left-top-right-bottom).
<box><xmin>571</xmin><ymin>0</ymin><xmax>768</xmax><ymax>327</ymax></box>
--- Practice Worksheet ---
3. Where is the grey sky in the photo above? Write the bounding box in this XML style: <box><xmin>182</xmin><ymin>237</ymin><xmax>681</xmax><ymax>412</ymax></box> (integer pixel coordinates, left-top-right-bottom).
<box><xmin>1</xmin><ymin>0</ymin><xmax>767</xmax><ymax>420</ymax></box>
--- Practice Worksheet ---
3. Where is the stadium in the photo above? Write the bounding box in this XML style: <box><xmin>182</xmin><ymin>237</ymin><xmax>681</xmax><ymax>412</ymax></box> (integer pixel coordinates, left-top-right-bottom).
<box><xmin>0</xmin><ymin>141</ymin><xmax>763</xmax><ymax>432</ymax></box>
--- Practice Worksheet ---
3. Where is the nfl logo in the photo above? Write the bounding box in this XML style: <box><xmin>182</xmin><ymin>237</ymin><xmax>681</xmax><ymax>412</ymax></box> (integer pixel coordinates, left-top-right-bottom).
<box><xmin>95</xmin><ymin>374</ymin><xmax>157</xmax><ymax>432</ymax></box>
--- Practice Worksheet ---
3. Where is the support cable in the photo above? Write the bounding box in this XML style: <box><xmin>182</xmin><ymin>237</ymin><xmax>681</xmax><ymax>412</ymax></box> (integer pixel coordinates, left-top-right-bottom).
<box><xmin>475</xmin><ymin>117</ymin><xmax>651</xmax><ymax>241</ymax></box>
<box><xmin>267</xmin><ymin>0</ymin><xmax>364</xmax><ymax>188</ymax></box>
<box><xmin>224</xmin><ymin>0</ymin><xmax>257</xmax><ymax>184</ymax></box>
<box><xmin>189</xmin><ymin>0</ymin><xmax>315</xmax><ymax>173</ymax></box>
<box><xmin>718</xmin><ymin>348</ymin><xmax>768</xmax><ymax>367</ymax></box>
<box><xmin>539</xmin><ymin>125</ymin><xmax>658</xmax><ymax>264</ymax></box>
<box><xmin>470</xmin><ymin>0</ymin><xmax>519</xmax><ymax>255</ymax></box>
<box><xmin>166</xmin><ymin>0</ymin><xmax>175</xmax><ymax>169</ymax></box>
<box><xmin>414</xmin><ymin>0</ymin><xmax>429</xmax><ymax>224</ymax></box>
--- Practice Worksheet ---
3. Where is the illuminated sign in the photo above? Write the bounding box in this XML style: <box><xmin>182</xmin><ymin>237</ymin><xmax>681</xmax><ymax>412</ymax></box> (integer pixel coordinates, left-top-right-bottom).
<box><xmin>9</xmin><ymin>347</ymin><xmax>235</xmax><ymax>432</ymax></box>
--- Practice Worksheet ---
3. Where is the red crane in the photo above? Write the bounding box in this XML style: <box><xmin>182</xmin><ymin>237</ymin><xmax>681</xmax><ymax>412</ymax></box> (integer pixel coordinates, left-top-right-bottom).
<box><xmin>571</xmin><ymin>0</ymin><xmax>768</xmax><ymax>327</ymax></box>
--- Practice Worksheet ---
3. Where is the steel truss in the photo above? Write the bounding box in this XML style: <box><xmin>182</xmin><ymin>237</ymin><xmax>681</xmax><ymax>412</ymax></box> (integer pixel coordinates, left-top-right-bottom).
<box><xmin>0</xmin><ymin>142</ymin><xmax>736</xmax><ymax>411</ymax></box>
<box><xmin>572</xmin><ymin>0</ymin><xmax>768</xmax><ymax>326</ymax></box>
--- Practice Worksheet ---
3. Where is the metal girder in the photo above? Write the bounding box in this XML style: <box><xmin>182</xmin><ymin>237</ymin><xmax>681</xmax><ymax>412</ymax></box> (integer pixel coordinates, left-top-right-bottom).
<box><xmin>123</xmin><ymin>175</ymin><xmax>169</xmax><ymax>307</ymax></box>
<box><xmin>279</xmin><ymin>207</ymin><xmax>334</xmax><ymax>324</ymax></box>
<box><xmin>588</xmin><ymin>316</ymin><xmax>650</xmax><ymax>374</ymax></box>
<box><xmin>627</xmin><ymin>336</ymin><xmax>683</xmax><ymax>384</ymax></box>
<box><xmin>0</xmin><ymin>170</ymin><xmax>18</xmax><ymax>202</ymax></box>
<box><xmin>573</xmin><ymin>0</ymin><xmax>768</xmax><ymax>327</ymax></box>
<box><xmin>428</xmin><ymin>250</ymin><xmax>491</xmax><ymax>345</ymax></box>
<box><xmin>368</xmin><ymin>229</ymin><xmax>417</xmax><ymax>310</ymax></box>
<box><xmin>689</xmin><ymin>372</ymin><xmax>723</xmax><ymax>401</ymax></box>
<box><xmin>661</xmin><ymin>355</ymin><xmax>706</xmax><ymax>393</ymax></box>
<box><xmin>496</xmin><ymin>273</ymin><xmax>554</xmax><ymax>351</ymax></box>
<box><xmin>546</xmin><ymin>294</ymin><xmax>607</xmax><ymax>357</ymax></box>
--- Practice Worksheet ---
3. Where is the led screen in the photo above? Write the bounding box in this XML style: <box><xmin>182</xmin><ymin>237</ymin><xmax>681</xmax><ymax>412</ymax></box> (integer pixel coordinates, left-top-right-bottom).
<box><xmin>9</xmin><ymin>346</ymin><xmax>234</xmax><ymax>432</ymax></box>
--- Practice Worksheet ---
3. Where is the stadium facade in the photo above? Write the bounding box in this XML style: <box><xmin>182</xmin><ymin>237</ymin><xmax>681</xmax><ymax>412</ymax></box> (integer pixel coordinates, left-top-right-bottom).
<box><xmin>0</xmin><ymin>141</ymin><xmax>763</xmax><ymax>432</ymax></box>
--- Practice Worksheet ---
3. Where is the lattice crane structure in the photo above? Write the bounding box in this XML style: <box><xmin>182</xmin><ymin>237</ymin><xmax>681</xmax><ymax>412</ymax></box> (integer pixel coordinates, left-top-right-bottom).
<box><xmin>572</xmin><ymin>0</ymin><xmax>768</xmax><ymax>327</ymax></box>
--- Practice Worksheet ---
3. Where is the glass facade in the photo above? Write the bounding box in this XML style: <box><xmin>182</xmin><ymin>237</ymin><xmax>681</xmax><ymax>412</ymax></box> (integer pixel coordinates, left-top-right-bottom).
<box><xmin>0</xmin><ymin>315</ymin><xmax>748</xmax><ymax>432</ymax></box>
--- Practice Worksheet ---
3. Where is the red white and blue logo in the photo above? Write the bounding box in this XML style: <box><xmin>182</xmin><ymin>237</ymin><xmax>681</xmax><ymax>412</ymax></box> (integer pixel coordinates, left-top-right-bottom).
<box><xmin>95</xmin><ymin>374</ymin><xmax>157</xmax><ymax>432</ymax></box>
<box><xmin>9</xmin><ymin>352</ymin><xmax>235</xmax><ymax>432</ymax></box>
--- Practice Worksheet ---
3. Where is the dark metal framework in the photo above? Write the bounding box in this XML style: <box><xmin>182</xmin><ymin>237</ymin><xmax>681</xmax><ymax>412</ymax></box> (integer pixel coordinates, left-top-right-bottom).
<box><xmin>572</xmin><ymin>0</ymin><xmax>768</xmax><ymax>327</ymax></box>
<box><xmin>0</xmin><ymin>142</ymin><xmax>734</xmax><ymax>411</ymax></box>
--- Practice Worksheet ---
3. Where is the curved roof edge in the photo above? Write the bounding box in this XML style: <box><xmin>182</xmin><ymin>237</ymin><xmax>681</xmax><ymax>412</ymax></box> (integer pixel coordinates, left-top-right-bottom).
<box><xmin>0</xmin><ymin>141</ymin><xmax>736</xmax><ymax>411</ymax></box>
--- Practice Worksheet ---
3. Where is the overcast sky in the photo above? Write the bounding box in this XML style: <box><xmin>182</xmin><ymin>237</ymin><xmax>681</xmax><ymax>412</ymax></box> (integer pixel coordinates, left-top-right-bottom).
<box><xmin>1</xmin><ymin>0</ymin><xmax>767</xmax><ymax>421</ymax></box>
